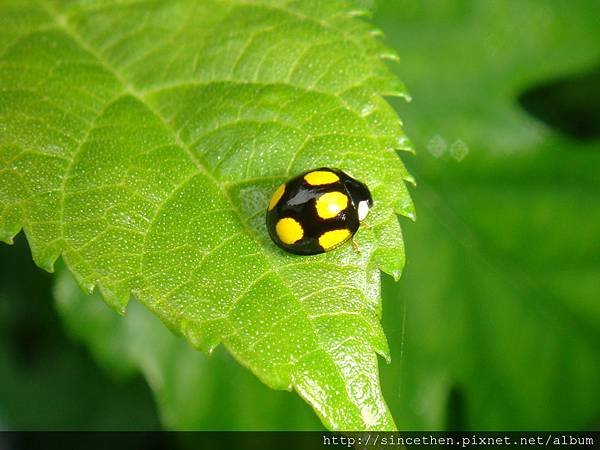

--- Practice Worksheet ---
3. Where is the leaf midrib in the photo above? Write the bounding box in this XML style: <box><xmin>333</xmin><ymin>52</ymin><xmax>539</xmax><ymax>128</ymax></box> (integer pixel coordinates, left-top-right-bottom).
<box><xmin>38</xmin><ymin>0</ymin><xmax>379</xmax><ymax>425</ymax></box>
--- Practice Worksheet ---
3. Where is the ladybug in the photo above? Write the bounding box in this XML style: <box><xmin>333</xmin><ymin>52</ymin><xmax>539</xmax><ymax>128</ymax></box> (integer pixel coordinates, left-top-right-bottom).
<box><xmin>266</xmin><ymin>167</ymin><xmax>373</xmax><ymax>255</ymax></box>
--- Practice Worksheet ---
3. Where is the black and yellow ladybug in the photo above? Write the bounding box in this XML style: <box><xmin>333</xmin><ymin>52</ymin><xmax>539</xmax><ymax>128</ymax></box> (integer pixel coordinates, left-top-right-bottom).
<box><xmin>266</xmin><ymin>167</ymin><xmax>372</xmax><ymax>255</ymax></box>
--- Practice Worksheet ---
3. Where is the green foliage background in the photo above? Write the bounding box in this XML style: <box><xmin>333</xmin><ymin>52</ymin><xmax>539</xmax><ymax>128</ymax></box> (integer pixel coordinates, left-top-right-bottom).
<box><xmin>1</xmin><ymin>0</ymin><xmax>599</xmax><ymax>431</ymax></box>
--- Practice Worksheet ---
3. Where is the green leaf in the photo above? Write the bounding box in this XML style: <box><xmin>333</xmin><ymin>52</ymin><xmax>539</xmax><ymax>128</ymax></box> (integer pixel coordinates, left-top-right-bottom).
<box><xmin>374</xmin><ymin>0</ymin><xmax>600</xmax><ymax>429</ymax></box>
<box><xmin>0</xmin><ymin>0</ymin><xmax>413</xmax><ymax>430</ymax></box>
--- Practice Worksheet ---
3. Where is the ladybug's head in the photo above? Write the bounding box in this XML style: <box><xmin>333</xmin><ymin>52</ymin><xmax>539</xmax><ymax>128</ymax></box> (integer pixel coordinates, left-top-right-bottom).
<box><xmin>340</xmin><ymin>171</ymin><xmax>373</xmax><ymax>222</ymax></box>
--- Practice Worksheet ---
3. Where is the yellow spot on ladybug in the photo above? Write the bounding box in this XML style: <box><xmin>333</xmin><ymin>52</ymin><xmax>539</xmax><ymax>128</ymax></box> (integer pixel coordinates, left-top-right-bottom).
<box><xmin>268</xmin><ymin>184</ymin><xmax>285</xmax><ymax>211</ymax></box>
<box><xmin>318</xmin><ymin>229</ymin><xmax>351</xmax><ymax>251</ymax></box>
<box><xmin>276</xmin><ymin>217</ymin><xmax>304</xmax><ymax>245</ymax></box>
<box><xmin>316</xmin><ymin>191</ymin><xmax>348</xmax><ymax>219</ymax></box>
<box><xmin>304</xmin><ymin>170</ymin><xmax>339</xmax><ymax>186</ymax></box>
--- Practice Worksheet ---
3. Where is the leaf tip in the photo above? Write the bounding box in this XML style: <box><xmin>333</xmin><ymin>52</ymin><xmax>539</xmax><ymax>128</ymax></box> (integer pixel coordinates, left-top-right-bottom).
<box><xmin>87</xmin><ymin>281</ymin><xmax>129</xmax><ymax>315</ymax></box>
<box><xmin>403</xmin><ymin>173</ymin><xmax>417</xmax><ymax>186</ymax></box>
<box><xmin>404</xmin><ymin>209</ymin><xmax>417</xmax><ymax>222</ymax></box>
<box><xmin>395</xmin><ymin>196</ymin><xmax>416</xmax><ymax>222</ymax></box>
<box><xmin>36</xmin><ymin>254</ymin><xmax>57</xmax><ymax>273</ymax></box>
<box><xmin>180</xmin><ymin>318</ymin><xmax>222</xmax><ymax>355</ymax></box>
<box><xmin>206</xmin><ymin>343</ymin><xmax>219</xmax><ymax>356</ymax></box>
<box><xmin>347</xmin><ymin>9</ymin><xmax>370</xmax><ymax>18</ymax></box>
<box><xmin>395</xmin><ymin>134</ymin><xmax>415</xmax><ymax>154</ymax></box>
<box><xmin>378</xmin><ymin>51</ymin><xmax>400</xmax><ymax>63</ymax></box>
<box><xmin>381</xmin><ymin>86</ymin><xmax>412</xmax><ymax>103</ymax></box>
<box><xmin>381</xmin><ymin>351</ymin><xmax>392</xmax><ymax>365</ymax></box>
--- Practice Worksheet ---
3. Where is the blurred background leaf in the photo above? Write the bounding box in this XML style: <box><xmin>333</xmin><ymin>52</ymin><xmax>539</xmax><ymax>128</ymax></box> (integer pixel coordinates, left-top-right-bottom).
<box><xmin>0</xmin><ymin>237</ymin><xmax>160</xmax><ymax>430</ymax></box>
<box><xmin>1</xmin><ymin>0</ymin><xmax>599</xmax><ymax>431</ymax></box>
<box><xmin>376</xmin><ymin>0</ymin><xmax>600</xmax><ymax>430</ymax></box>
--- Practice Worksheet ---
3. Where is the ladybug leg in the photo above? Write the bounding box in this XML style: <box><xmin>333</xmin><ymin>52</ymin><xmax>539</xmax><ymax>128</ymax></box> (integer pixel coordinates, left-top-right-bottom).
<box><xmin>351</xmin><ymin>238</ymin><xmax>361</xmax><ymax>253</ymax></box>
<box><xmin>360</xmin><ymin>220</ymin><xmax>371</xmax><ymax>229</ymax></box>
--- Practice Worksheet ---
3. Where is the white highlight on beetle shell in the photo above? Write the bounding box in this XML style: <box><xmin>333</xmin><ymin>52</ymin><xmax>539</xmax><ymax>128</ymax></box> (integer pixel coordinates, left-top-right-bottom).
<box><xmin>357</xmin><ymin>200</ymin><xmax>370</xmax><ymax>222</ymax></box>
